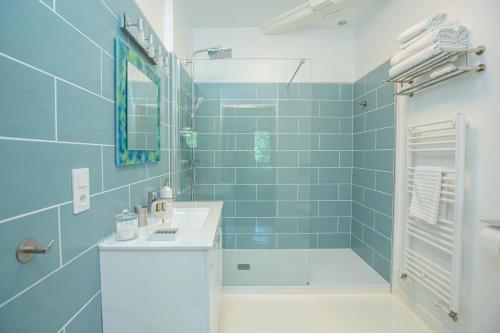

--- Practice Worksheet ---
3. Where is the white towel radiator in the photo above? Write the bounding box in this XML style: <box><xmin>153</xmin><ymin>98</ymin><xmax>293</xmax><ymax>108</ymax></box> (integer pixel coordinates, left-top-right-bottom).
<box><xmin>401</xmin><ymin>113</ymin><xmax>466</xmax><ymax>321</ymax></box>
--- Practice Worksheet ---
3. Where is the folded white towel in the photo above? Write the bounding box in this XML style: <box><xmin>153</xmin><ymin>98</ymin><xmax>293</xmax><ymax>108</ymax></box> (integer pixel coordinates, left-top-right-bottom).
<box><xmin>409</xmin><ymin>166</ymin><xmax>444</xmax><ymax>225</ymax></box>
<box><xmin>389</xmin><ymin>43</ymin><xmax>444</xmax><ymax>78</ymax></box>
<box><xmin>430</xmin><ymin>63</ymin><xmax>458</xmax><ymax>79</ymax></box>
<box><xmin>391</xmin><ymin>24</ymin><xmax>469</xmax><ymax>66</ymax></box>
<box><xmin>397</xmin><ymin>13</ymin><xmax>448</xmax><ymax>44</ymax></box>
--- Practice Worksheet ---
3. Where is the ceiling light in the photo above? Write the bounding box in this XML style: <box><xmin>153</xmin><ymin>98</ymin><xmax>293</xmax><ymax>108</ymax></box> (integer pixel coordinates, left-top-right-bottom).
<box><xmin>260</xmin><ymin>0</ymin><xmax>346</xmax><ymax>35</ymax></box>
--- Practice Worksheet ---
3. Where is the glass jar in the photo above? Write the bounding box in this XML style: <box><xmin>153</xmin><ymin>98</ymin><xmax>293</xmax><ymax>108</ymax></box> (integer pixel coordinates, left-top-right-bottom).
<box><xmin>114</xmin><ymin>209</ymin><xmax>138</xmax><ymax>241</ymax></box>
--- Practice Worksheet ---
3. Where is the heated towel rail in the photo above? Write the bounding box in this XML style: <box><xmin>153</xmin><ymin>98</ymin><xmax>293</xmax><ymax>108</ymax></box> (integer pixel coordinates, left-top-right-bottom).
<box><xmin>401</xmin><ymin>114</ymin><xmax>466</xmax><ymax>321</ymax></box>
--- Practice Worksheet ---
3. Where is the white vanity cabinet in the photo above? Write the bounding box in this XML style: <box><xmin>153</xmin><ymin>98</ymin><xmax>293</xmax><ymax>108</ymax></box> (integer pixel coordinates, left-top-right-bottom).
<box><xmin>98</xmin><ymin>202</ymin><xmax>223</xmax><ymax>333</ymax></box>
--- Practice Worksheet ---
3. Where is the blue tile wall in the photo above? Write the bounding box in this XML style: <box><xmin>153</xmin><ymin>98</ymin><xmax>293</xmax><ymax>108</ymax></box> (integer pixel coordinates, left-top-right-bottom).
<box><xmin>194</xmin><ymin>82</ymin><xmax>353</xmax><ymax>250</ymax></box>
<box><xmin>351</xmin><ymin>60</ymin><xmax>395</xmax><ymax>282</ymax></box>
<box><xmin>0</xmin><ymin>1</ymin><xmax>171</xmax><ymax>331</ymax></box>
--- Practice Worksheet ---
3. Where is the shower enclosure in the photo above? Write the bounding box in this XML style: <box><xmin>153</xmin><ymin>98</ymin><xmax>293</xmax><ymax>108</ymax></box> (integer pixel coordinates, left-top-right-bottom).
<box><xmin>173</xmin><ymin>55</ymin><xmax>393</xmax><ymax>290</ymax></box>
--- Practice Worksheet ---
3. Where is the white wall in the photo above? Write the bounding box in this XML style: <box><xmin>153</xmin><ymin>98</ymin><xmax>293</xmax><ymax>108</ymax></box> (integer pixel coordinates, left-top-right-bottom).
<box><xmin>171</xmin><ymin>0</ymin><xmax>194</xmax><ymax>59</ymax></box>
<box><xmin>355</xmin><ymin>1</ymin><xmax>500</xmax><ymax>332</ymax></box>
<box><xmin>135</xmin><ymin>0</ymin><xmax>167</xmax><ymax>45</ymax></box>
<box><xmin>193</xmin><ymin>27</ymin><xmax>356</xmax><ymax>82</ymax></box>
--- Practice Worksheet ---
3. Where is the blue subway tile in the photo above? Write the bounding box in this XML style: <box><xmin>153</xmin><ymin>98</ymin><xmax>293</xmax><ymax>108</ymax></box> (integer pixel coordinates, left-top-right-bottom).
<box><xmin>222</xmin><ymin>218</ymin><xmax>257</xmax><ymax>233</ymax></box>
<box><xmin>222</xmin><ymin>117</ymin><xmax>257</xmax><ymax>133</ymax></box>
<box><xmin>256</xmin><ymin>218</ymin><xmax>297</xmax><ymax>233</ymax></box>
<box><xmin>0</xmin><ymin>248</ymin><xmax>100</xmax><ymax>333</ymax></box>
<box><xmin>60</xmin><ymin>187</ymin><xmax>128</xmax><ymax>263</ymax></box>
<box><xmin>0</xmin><ymin>1</ymin><xmax>101</xmax><ymax>92</ymax></box>
<box><xmin>0</xmin><ymin>209</ymin><xmax>59</xmax><ymax>305</ymax></box>
<box><xmin>374</xmin><ymin>212</ymin><xmax>393</xmax><ymax>239</ymax></box>
<box><xmin>298</xmin><ymin>184</ymin><xmax>339</xmax><ymax>200</ymax></box>
<box><xmin>298</xmin><ymin>217</ymin><xmax>338</xmax><ymax>233</ymax></box>
<box><xmin>65</xmin><ymin>294</ymin><xmax>103</xmax><ymax>333</ymax></box>
<box><xmin>196</xmin><ymin>167</ymin><xmax>235</xmax><ymax>184</ymax></box>
<box><xmin>265</xmin><ymin>151</ymin><xmax>298</xmax><ymax>168</ymax></box>
<box><xmin>277</xmin><ymin>234</ymin><xmax>318</xmax><ymax>249</ymax></box>
<box><xmin>352</xmin><ymin>185</ymin><xmax>364</xmax><ymax>203</ymax></box>
<box><xmin>365</xmin><ymin>104</ymin><xmax>394</xmax><ymax>130</ymax></box>
<box><xmin>377</xmin><ymin>83</ymin><xmax>394</xmax><ymax>107</ymax></box>
<box><xmin>318</xmin><ymin>201</ymin><xmax>351</xmax><ymax>216</ymax></box>
<box><xmin>376</xmin><ymin>171</ymin><xmax>394</xmax><ymax>194</ymax></box>
<box><xmin>338</xmin><ymin>217</ymin><xmax>351</xmax><ymax>232</ymax></box>
<box><xmin>352</xmin><ymin>202</ymin><xmax>374</xmax><ymax>227</ymax></box>
<box><xmin>319</xmin><ymin>101</ymin><xmax>352</xmax><ymax>117</ymax></box>
<box><xmin>339</xmin><ymin>118</ymin><xmax>353</xmax><ymax>134</ymax></box>
<box><xmin>257</xmin><ymin>185</ymin><xmax>297</xmax><ymax>200</ymax></box>
<box><xmin>102</xmin><ymin>146</ymin><xmax>147</xmax><ymax>190</ymax></box>
<box><xmin>351</xmin><ymin>219</ymin><xmax>363</xmax><ymax>239</ymax></box>
<box><xmin>58</xmin><ymin>81</ymin><xmax>114</xmax><ymax>144</ymax></box>
<box><xmin>318</xmin><ymin>233</ymin><xmax>350</xmax><ymax>248</ymax></box>
<box><xmin>299</xmin><ymin>151</ymin><xmax>339</xmax><ymax>167</ymax></box>
<box><xmin>220</xmin><ymin>83</ymin><xmax>256</xmax><ymax>99</ymax></box>
<box><xmin>351</xmin><ymin>235</ymin><xmax>373</xmax><ymax>265</ymax></box>
<box><xmin>278</xmin><ymin>168</ymin><xmax>318</xmax><ymax>184</ymax></box>
<box><xmin>236</xmin><ymin>168</ymin><xmax>276</xmax><ymax>184</ymax></box>
<box><xmin>129</xmin><ymin>178</ymin><xmax>160</xmax><ymax>207</ymax></box>
<box><xmin>310</xmin><ymin>83</ymin><xmax>339</xmax><ymax>100</ymax></box>
<box><xmin>0</xmin><ymin>56</ymin><xmax>55</xmax><ymax>140</ymax></box>
<box><xmin>194</xmin><ymin>184</ymin><xmax>214</xmax><ymax>201</ymax></box>
<box><xmin>215</xmin><ymin>150</ymin><xmax>256</xmax><ymax>167</ymax></box>
<box><xmin>354</xmin><ymin>92</ymin><xmax>376</xmax><ymax>116</ymax></box>
<box><xmin>363</xmin><ymin>227</ymin><xmax>392</xmax><ymax>260</ymax></box>
<box><xmin>101</xmin><ymin>52</ymin><xmax>114</xmax><ymax>100</ymax></box>
<box><xmin>353</xmin><ymin>114</ymin><xmax>365</xmax><ymax>133</ymax></box>
<box><xmin>318</xmin><ymin>168</ymin><xmax>351</xmax><ymax>184</ymax></box>
<box><xmin>353</xmin><ymin>78</ymin><xmax>366</xmax><ymax>99</ymax></box>
<box><xmin>257</xmin><ymin>83</ymin><xmax>278</xmax><ymax>99</ymax></box>
<box><xmin>364</xmin><ymin>189</ymin><xmax>393</xmax><ymax>217</ymax></box>
<box><xmin>278</xmin><ymin>201</ymin><xmax>318</xmax><ymax>217</ymax></box>
<box><xmin>354</xmin><ymin>132</ymin><xmax>375</xmax><ymax>150</ymax></box>
<box><xmin>278</xmin><ymin>134</ymin><xmax>319</xmax><ymax>150</ymax></box>
<box><xmin>299</xmin><ymin>118</ymin><xmax>340</xmax><ymax>133</ymax></box>
<box><xmin>0</xmin><ymin>141</ymin><xmax>101</xmax><ymax>220</ymax></box>
<box><xmin>236</xmin><ymin>234</ymin><xmax>276</xmax><ymax>249</ymax></box>
<box><xmin>376</xmin><ymin>127</ymin><xmax>395</xmax><ymax>149</ymax></box>
<box><xmin>222</xmin><ymin>233</ymin><xmax>236</xmax><ymax>249</ymax></box>
<box><xmin>320</xmin><ymin>134</ymin><xmax>352</xmax><ymax>150</ymax></box>
<box><xmin>339</xmin><ymin>152</ymin><xmax>353</xmax><ymax>167</ymax></box>
<box><xmin>215</xmin><ymin>185</ymin><xmax>257</xmax><ymax>201</ymax></box>
<box><xmin>339</xmin><ymin>184</ymin><xmax>352</xmax><ymax>200</ymax></box>
<box><xmin>365</xmin><ymin>150</ymin><xmax>394</xmax><ymax>172</ymax></box>
<box><xmin>278</xmin><ymin>100</ymin><xmax>319</xmax><ymax>117</ymax></box>
<box><xmin>236</xmin><ymin>201</ymin><xmax>277</xmax><ymax>217</ymax></box>
<box><xmin>352</xmin><ymin>168</ymin><xmax>375</xmax><ymax>189</ymax></box>
<box><xmin>373</xmin><ymin>252</ymin><xmax>391</xmax><ymax>282</ymax></box>
<box><xmin>57</xmin><ymin>0</ymin><xmax>119</xmax><ymax>56</ymax></box>
<box><xmin>366</xmin><ymin>61</ymin><xmax>390</xmax><ymax>91</ymax></box>
<box><xmin>278</xmin><ymin>83</ymin><xmax>299</xmax><ymax>99</ymax></box>
<box><xmin>339</xmin><ymin>83</ymin><xmax>353</xmax><ymax>100</ymax></box>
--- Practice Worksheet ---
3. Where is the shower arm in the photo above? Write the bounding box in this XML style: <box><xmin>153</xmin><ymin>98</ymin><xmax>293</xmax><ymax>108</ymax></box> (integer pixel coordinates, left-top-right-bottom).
<box><xmin>287</xmin><ymin>58</ymin><xmax>306</xmax><ymax>89</ymax></box>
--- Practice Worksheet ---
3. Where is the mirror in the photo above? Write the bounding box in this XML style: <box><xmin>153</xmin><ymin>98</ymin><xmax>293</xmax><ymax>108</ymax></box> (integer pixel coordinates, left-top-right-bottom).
<box><xmin>115</xmin><ymin>38</ymin><xmax>161</xmax><ymax>166</ymax></box>
<box><xmin>127</xmin><ymin>62</ymin><xmax>158</xmax><ymax>151</ymax></box>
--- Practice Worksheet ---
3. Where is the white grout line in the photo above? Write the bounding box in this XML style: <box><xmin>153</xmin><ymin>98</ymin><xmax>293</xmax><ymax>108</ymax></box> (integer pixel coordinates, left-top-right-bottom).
<box><xmin>38</xmin><ymin>0</ymin><xmax>114</xmax><ymax>59</ymax></box>
<box><xmin>0</xmin><ymin>237</ymin><xmax>107</xmax><ymax>309</ymax></box>
<box><xmin>57</xmin><ymin>206</ymin><xmax>63</xmax><ymax>267</ymax></box>
<box><xmin>100</xmin><ymin>145</ymin><xmax>104</xmax><ymax>192</ymax></box>
<box><xmin>100</xmin><ymin>51</ymin><xmax>103</xmax><ymax>96</ymax></box>
<box><xmin>99</xmin><ymin>0</ymin><xmax>118</xmax><ymax>19</ymax></box>
<box><xmin>0</xmin><ymin>52</ymin><xmax>113</xmax><ymax>104</ymax></box>
<box><xmin>54</xmin><ymin>78</ymin><xmax>58</xmax><ymax>141</ymax></box>
<box><xmin>60</xmin><ymin>290</ymin><xmax>101</xmax><ymax>331</ymax></box>
<box><xmin>0</xmin><ymin>135</ymin><xmax>114</xmax><ymax>147</ymax></box>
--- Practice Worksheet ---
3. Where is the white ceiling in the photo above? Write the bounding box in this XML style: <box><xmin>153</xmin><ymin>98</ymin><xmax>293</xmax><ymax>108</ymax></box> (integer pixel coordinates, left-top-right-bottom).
<box><xmin>182</xmin><ymin>0</ymin><xmax>390</xmax><ymax>29</ymax></box>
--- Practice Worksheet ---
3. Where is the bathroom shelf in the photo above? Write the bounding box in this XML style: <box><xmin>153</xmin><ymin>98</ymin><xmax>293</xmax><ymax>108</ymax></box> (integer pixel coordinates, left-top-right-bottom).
<box><xmin>387</xmin><ymin>45</ymin><xmax>486</xmax><ymax>97</ymax></box>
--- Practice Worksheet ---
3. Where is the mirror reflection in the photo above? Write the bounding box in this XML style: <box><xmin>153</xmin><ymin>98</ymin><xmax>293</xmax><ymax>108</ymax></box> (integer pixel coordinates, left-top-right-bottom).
<box><xmin>127</xmin><ymin>62</ymin><xmax>159</xmax><ymax>151</ymax></box>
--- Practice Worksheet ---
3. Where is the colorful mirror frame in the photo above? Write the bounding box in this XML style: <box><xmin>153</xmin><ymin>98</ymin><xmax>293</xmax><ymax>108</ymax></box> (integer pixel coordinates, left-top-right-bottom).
<box><xmin>115</xmin><ymin>38</ymin><xmax>160</xmax><ymax>166</ymax></box>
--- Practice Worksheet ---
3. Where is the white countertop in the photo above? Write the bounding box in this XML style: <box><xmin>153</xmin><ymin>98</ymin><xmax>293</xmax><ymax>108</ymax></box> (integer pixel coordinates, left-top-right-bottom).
<box><xmin>99</xmin><ymin>201</ymin><xmax>223</xmax><ymax>251</ymax></box>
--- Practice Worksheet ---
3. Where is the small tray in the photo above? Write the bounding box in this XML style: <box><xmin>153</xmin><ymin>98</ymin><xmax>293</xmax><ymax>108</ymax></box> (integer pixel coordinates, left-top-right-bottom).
<box><xmin>148</xmin><ymin>227</ymin><xmax>178</xmax><ymax>241</ymax></box>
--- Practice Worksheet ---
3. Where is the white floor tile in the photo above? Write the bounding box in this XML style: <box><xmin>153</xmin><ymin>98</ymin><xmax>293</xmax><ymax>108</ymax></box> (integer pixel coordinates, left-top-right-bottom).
<box><xmin>218</xmin><ymin>293</ymin><xmax>434</xmax><ymax>333</ymax></box>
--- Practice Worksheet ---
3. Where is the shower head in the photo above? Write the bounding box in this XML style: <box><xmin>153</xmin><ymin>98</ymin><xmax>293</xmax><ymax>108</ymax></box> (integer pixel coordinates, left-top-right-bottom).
<box><xmin>207</xmin><ymin>47</ymin><xmax>232</xmax><ymax>60</ymax></box>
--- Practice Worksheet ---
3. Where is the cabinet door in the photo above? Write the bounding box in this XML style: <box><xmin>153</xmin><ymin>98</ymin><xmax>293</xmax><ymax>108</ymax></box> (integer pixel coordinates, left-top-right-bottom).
<box><xmin>208</xmin><ymin>224</ymin><xmax>222</xmax><ymax>333</ymax></box>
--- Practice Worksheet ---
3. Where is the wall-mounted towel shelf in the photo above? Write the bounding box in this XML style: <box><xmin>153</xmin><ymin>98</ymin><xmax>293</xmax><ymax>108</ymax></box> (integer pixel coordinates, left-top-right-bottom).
<box><xmin>387</xmin><ymin>46</ymin><xmax>486</xmax><ymax>97</ymax></box>
<box><xmin>222</xmin><ymin>104</ymin><xmax>276</xmax><ymax>109</ymax></box>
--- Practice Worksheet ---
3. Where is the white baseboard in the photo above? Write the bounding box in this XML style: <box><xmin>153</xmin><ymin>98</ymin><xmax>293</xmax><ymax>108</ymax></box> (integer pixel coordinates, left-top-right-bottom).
<box><xmin>393</xmin><ymin>286</ymin><xmax>451</xmax><ymax>333</ymax></box>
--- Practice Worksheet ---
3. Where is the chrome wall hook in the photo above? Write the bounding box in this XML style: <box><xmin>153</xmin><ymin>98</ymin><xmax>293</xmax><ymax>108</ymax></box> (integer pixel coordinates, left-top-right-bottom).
<box><xmin>16</xmin><ymin>238</ymin><xmax>55</xmax><ymax>263</ymax></box>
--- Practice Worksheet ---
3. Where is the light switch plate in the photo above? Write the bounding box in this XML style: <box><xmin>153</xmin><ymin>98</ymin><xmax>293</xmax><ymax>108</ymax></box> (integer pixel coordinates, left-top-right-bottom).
<box><xmin>72</xmin><ymin>168</ymin><xmax>90</xmax><ymax>214</ymax></box>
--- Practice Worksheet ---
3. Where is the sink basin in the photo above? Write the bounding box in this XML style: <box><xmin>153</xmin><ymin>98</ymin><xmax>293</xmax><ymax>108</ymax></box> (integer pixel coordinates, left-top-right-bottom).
<box><xmin>170</xmin><ymin>208</ymin><xmax>209</xmax><ymax>229</ymax></box>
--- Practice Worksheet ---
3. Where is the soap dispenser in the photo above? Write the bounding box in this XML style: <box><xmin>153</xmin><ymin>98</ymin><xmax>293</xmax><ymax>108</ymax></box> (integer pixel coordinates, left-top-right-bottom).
<box><xmin>159</xmin><ymin>180</ymin><xmax>173</xmax><ymax>224</ymax></box>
